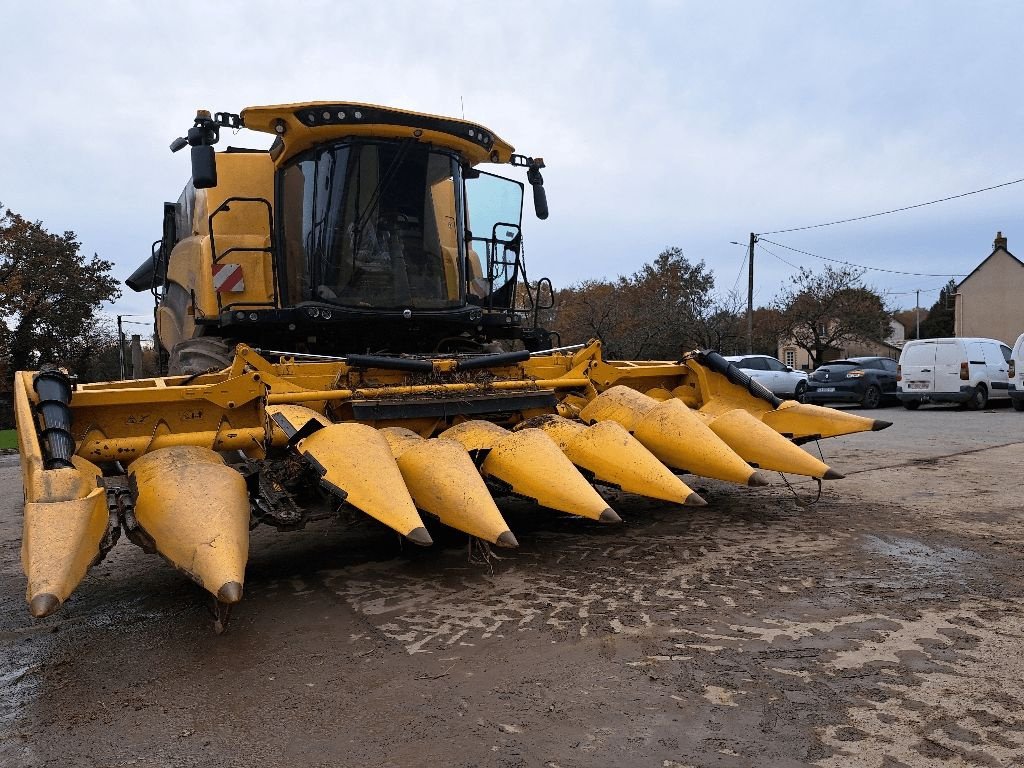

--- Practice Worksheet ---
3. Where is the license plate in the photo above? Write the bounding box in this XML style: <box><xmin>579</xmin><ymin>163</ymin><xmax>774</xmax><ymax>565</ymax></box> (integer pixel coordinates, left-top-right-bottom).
<box><xmin>816</xmin><ymin>387</ymin><xmax>835</xmax><ymax>393</ymax></box>
<box><xmin>908</xmin><ymin>382</ymin><xmax>928</xmax><ymax>390</ymax></box>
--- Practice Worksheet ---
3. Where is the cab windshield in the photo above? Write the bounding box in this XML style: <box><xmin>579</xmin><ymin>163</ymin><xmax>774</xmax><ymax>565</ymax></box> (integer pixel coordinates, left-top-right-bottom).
<box><xmin>279</xmin><ymin>140</ymin><xmax>464</xmax><ymax>309</ymax></box>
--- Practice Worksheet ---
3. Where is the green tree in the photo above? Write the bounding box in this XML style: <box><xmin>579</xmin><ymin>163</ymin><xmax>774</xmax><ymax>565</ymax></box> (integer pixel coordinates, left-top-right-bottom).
<box><xmin>914</xmin><ymin>279</ymin><xmax>957</xmax><ymax>339</ymax></box>
<box><xmin>773</xmin><ymin>265</ymin><xmax>890</xmax><ymax>367</ymax></box>
<box><xmin>0</xmin><ymin>205</ymin><xmax>121</xmax><ymax>375</ymax></box>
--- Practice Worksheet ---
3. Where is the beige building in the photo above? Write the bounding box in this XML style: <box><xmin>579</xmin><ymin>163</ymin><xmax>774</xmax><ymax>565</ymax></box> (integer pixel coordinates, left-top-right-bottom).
<box><xmin>954</xmin><ymin>232</ymin><xmax>1024</xmax><ymax>344</ymax></box>
<box><xmin>778</xmin><ymin>319</ymin><xmax>906</xmax><ymax>371</ymax></box>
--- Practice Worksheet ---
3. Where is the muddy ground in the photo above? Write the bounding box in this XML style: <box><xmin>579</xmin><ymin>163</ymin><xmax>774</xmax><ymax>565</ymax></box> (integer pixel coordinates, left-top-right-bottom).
<box><xmin>1</xmin><ymin>405</ymin><xmax>1022</xmax><ymax>767</ymax></box>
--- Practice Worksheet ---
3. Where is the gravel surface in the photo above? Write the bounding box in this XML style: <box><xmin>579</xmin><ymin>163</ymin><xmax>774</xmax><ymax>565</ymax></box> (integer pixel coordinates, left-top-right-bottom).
<box><xmin>1</xmin><ymin>405</ymin><xmax>1022</xmax><ymax>767</ymax></box>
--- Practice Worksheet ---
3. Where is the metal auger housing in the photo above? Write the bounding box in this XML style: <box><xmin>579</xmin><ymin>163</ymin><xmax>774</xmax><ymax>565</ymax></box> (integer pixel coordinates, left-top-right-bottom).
<box><xmin>14</xmin><ymin>340</ymin><xmax>891</xmax><ymax>625</ymax></box>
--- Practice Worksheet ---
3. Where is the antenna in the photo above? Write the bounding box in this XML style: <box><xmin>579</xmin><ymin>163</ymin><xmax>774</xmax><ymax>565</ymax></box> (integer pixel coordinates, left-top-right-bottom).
<box><xmin>460</xmin><ymin>96</ymin><xmax>465</xmax><ymax>118</ymax></box>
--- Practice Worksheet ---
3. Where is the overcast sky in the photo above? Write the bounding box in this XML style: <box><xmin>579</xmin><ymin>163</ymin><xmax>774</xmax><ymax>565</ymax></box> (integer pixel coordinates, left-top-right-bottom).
<box><xmin>3</xmin><ymin>1</ymin><xmax>1023</xmax><ymax>323</ymax></box>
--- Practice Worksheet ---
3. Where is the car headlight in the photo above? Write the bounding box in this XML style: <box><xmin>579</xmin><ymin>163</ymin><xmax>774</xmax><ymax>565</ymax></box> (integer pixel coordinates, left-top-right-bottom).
<box><xmin>846</xmin><ymin>370</ymin><xmax>865</xmax><ymax>378</ymax></box>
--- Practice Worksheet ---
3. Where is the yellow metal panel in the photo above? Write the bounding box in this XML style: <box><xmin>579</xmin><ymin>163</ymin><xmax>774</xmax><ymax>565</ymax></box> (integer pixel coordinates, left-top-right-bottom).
<box><xmin>193</xmin><ymin>152</ymin><xmax>275</xmax><ymax>237</ymax></box>
<box><xmin>580</xmin><ymin>386</ymin><xmax>766</xmax><ymax>487</ymax></box>
<box><xmin>292</xmin><ymin>422</ymin><xmax>430</xmax><ymax>545</ymax></box>
<box><xmin>20</xmin><ymin>453</ymin><xmax>108</xmax><ymax>618</ymax></box>
<box><xmin>702</xmin><ymin>408</ymin><xmax>839</xmax><ymax>479</ymax></box>
<box><xmin>240</xmin><ymin>102</ymin><xmax>515</xmax><ymax>167</ymax></box>
<box><xmin>131</xmin><ymin>446</ymin><xmax>250</xmax><ymax>603</ymax></box>
<box><xmin>437</xmin><ymin>419</ymin><xmax>508</xmax><ymax>451</ymax></box>
<box><xmin>70</xmin><ymin>371</ymin><xmax>267</xmax><ymax>463</ymax></box>
<box><xmin>381</xmin><ymin>428</ymin><xmax>516</xmax><ymax>547</ymax></box>
<box><xmin>761</xmin><ymin>400</ymin><xmax>886</xmax><ymax>441</ymax></box>
<box><xmin>441</xmin><ymin>421</ymin><xmax>618</xmax><ymax>522</ymax></box>
<box><xmin>529</xmin><ymin>416</ymin><xmax>704</xmax><ymax>506</ymax></box>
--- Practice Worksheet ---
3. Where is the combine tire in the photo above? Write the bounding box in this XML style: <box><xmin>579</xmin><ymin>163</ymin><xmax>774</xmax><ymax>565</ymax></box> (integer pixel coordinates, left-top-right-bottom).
<box><xmin>168</xmin><ymin>337</ymin><xmax>236</xmax><ymax>376</ymax></box>
<box><xmin>965</xmin><ymin>383</ymin><xmax>988</xmax><ymax>411</ymax></box>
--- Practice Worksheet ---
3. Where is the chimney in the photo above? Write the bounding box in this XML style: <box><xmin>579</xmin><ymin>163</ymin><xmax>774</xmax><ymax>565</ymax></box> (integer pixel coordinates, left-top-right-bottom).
<box><xmin>994</xmin><ymin>231</ymin><xmax>1008</xmax><ymax>251</ymax></box>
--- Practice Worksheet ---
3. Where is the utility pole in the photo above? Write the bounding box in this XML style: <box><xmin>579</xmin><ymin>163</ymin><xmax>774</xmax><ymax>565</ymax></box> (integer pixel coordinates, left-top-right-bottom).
<box><xmin>117</xmin><ymin>315</ymin><xmax>126</xmax><ymax>379</ymax></box>
<box><xmin>915</xmin><ymin>289</ymin><xmax>920</xmax><ymax>339</ymax></box>
<box><xmin>746</xmin><ymin>232</ymin><xmax>757</xmax><ymax>354</ymax></box>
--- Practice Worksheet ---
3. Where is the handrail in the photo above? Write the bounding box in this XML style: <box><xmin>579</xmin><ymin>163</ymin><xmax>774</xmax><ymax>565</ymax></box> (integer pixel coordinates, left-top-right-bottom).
<box><xmin>208</xmin><ymin>196</ymin><xmax>278</xmax><ymax>312</ymax></box>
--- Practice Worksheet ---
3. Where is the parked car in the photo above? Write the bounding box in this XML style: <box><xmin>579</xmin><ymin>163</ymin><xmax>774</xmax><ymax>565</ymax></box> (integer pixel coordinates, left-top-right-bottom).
<box><xmin>897</xmin><ymin>337</ymin><xmax>1011</xmax><ymax>410</ymax></box>
<box><xmin>801</xmin><ymin>356</ymin><xmax>899</xmax><ymax>409</ymax></box>
<box><xmin>723</xmin><ymin>354</ymin><xmax>808</xmax><ymax>398</ymax></box>
<box><xmin>1009</xmin><ymin>332</ymin><xmax>1024</xmax><ymax>411</ymax></box>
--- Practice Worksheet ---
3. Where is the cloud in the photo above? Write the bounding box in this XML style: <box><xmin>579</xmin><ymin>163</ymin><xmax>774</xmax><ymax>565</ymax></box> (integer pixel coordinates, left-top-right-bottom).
<box><xmin>2</xmin><ymin>0</ymin><xmax>1022</xmax><ymax>318</ymax></box>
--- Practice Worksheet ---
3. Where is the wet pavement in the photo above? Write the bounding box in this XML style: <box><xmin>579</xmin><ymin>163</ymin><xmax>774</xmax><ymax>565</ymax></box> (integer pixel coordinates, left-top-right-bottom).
<box><xmin>1</xmin><ymin>407</ymin><xmax>1023</xmax><ymax>767</ymax></box>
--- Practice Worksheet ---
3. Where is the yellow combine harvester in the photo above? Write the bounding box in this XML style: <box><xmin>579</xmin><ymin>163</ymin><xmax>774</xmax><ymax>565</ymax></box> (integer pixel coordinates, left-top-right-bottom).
<box><xmin>14</xmin><ymin>102</ymin><xmax>890</xmax><ymax>628</ymax></box>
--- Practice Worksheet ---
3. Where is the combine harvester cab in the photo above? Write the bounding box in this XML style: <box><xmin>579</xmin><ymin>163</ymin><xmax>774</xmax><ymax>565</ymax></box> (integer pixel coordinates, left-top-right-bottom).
<box><xmin>14</xmin><ymin>101</ymin><xmax>891</xmax><ymax>628</ymax></box>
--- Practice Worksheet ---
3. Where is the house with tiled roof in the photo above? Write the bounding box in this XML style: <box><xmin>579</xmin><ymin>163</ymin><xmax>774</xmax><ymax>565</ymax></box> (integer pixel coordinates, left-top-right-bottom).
<box><xmin>954</xmin><ymin>232</ymin><xmax>1024</xmax><ymax>344</ymax></box>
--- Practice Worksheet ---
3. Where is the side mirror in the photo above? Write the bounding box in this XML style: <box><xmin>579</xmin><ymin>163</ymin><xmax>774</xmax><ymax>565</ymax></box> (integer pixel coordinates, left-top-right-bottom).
<box><xmin>526</xmin><ymin>161</ymin><xmax>548</xmax><ymax>220</ymax></box>
<box><xmin>785</xmin><ymin>365</ymin><xmax>794</xmax><ymax>372</ymax></box>
<box><xmin>171</xmin><ymin>111</ymin><xmax>223</xmax><ymax>188</ymax></box>
<box><xmin>532</xmin><ymin>184</ymin><xmax>548</xmax><ymax>220</ymax></box>
<box><xmin>536</xmin><ymin>277</ymin><xmax>555</xmax><ymax>310</ymax></box>
<box><xmin>191</xmin><ymin>145</ymin><xmax>218</xmax><ymax>189</ymax></box>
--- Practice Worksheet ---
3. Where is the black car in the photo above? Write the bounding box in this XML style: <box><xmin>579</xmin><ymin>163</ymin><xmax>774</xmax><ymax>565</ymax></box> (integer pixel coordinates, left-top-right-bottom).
<box><xmin>800</xmin><ymin>356</ymin><xmax>899</xmax><ymax>408</ymax></box>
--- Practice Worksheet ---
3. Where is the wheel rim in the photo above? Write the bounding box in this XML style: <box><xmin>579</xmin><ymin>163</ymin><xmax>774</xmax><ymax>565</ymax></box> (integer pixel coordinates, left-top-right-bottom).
<box><xmin>864</xmin><ymin>387</ymin><xmax>880</xmax><ymax>408</ymax></box>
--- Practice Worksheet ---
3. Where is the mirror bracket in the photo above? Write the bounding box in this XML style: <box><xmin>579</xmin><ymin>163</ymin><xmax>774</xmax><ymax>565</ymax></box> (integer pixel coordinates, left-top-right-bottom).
<box><xmin>169</xmin><ymin>111</ymin><xmax>244</xmax><ymax>189</ymax></box>
<box><xmin>510</xmin><ymin>154</ymin><xmax>548</xmax><ymax>220</ymax></box>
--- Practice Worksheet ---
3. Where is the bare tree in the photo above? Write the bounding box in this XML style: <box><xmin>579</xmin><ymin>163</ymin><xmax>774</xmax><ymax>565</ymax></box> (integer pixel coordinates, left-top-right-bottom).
<box><xmin>773</xmin><ymin>265</ymin><xmax>890</xmax><ymax>367</ymax></box>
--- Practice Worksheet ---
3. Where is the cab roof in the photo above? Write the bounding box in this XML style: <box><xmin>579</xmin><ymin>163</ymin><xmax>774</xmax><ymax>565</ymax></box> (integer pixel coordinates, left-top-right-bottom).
<box><xmin>240</xmin><ymin>101</ymin><xmax>515</xmax><ymax>167</ymax></box>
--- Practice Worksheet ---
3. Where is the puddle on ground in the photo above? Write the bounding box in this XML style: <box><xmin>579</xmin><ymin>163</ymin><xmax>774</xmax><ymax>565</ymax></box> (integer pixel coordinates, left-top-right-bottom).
<box><xmin>861</xmin><ymin>535</ymin><xmax>976</xmax><ymax>585</ymax></box>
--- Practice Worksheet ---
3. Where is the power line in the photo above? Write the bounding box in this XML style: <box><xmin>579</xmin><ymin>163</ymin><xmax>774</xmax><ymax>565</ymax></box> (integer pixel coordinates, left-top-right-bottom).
<box><xmin>755</xmin><ymin>241</ymin><xmax>801</xmax><ymax>270</ymax></box>
<box><xmin>884</xmin><ymin>285</ymin><xmax>945</xmax><ymax>296</ymax></box>
<box><xmin>758</xmin><ymin>176</ymin><xmax>1024</xmax><ymax>235</ymax></box>
<box><xmin>759</xmin><ymin>238</ymin><xmax>968</xmax><ymax>277</ymax></box>
<box><xmin>731</xmin><ymin>248</ymin><xmax>748</xmax><ymax>294</ymax></box>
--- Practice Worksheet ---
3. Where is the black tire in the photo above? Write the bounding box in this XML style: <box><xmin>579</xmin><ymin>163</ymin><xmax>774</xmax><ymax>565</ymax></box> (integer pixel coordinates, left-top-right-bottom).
<box><xmin>793</xmin><ymin>381</ymin><xmax>807</xmax><ymax>402</ymax></box>
<box><xmin>168</xmin><ymin>337</ymin><xmax>236</xmax><ymax>376</ymax></box>
<box><xmin>860</xmin><ymin>384</ymin><xmax>882</xmax><ymax>409</ymax></box>
<box><xmin>902</xmin><ymin>399</ymin><xmax>921</xmax><ymax>410</ymax></box>
<box><xmin>1013</xmin><ymin>398</ymin><xmax>1024</xmax><ymax>412</ymax></box>
<box><xmin>965</xmin><ymin>383</ymin><xmax>989</xmax><ymax>411</ymax></box>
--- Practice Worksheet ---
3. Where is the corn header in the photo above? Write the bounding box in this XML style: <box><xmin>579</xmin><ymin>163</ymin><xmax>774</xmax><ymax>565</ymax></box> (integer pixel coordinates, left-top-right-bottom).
<box><xmin>14</xmin><ymin>102</ymin><xmax>890</xmax><ymax>628</ymax></box>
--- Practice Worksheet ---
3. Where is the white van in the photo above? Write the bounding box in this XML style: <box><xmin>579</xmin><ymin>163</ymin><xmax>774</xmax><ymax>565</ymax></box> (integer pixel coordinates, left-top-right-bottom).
<box><xmin>1008</xmin><ymin>332</ymin><xmax>1024</xmax><ymax>411</ymax></box>
<box><xmin>897</xmin><ymin>337</ymin><xmax>1011</xmax><ymax>410</ymax></box>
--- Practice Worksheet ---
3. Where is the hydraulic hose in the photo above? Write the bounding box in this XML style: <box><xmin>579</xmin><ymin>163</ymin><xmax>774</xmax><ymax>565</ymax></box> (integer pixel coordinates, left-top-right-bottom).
<box><xmin>455</xmin><ymin>350</ymin><xmax>531</xmax><ymax>371</ymax></box>
<box><xmin>344</xmin><ymin>354</ymin><xmax>435</xmax><ymax>373</ymax></box>
<box><xmin>694</xmin><ymin>350</ymin><xmax>784</xmax><ymax>409</ymax></box>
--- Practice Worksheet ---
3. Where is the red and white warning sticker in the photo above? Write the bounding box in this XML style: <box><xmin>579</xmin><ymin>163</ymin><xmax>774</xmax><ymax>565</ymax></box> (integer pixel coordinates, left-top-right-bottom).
<box><xmin>212</xmin><ymin>263</ymin><xmax>245</xmax><ymax>292</ymax></box>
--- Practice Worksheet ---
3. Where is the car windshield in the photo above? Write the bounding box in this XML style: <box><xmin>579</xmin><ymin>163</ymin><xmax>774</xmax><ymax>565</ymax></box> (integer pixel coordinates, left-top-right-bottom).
<box><xmin>279</xmin><ymin>140</ymin><xmax>464</xmax><ymax>309</ymax></box>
